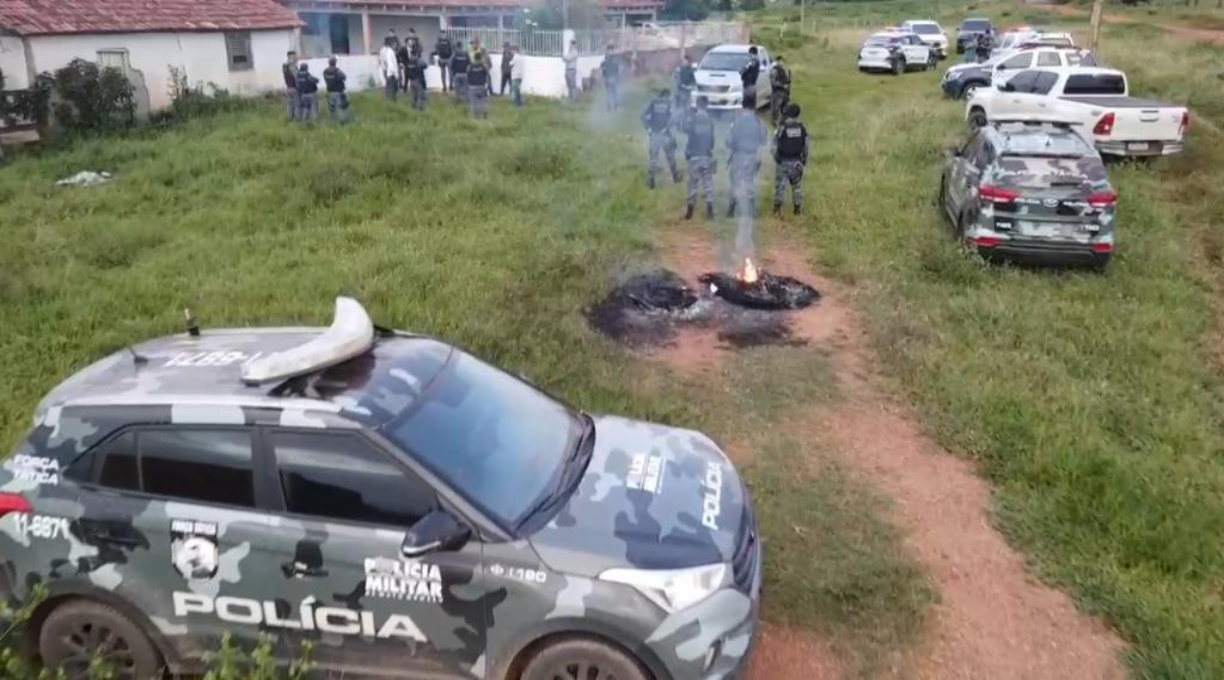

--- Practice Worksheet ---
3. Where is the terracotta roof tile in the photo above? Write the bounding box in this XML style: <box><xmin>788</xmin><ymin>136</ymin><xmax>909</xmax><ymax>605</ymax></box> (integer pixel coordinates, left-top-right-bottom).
<box><xmin>0</xmin><ymin>0</ymin><xmax>303</xmax><ymax>36</ymax></box>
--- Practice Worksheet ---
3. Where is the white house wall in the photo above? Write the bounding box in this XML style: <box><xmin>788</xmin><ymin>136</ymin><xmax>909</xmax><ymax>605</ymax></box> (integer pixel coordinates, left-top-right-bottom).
<box><xmin>24</xmin><ymin>29</ymin><xmax>295</xmax><ymax>110</ymax></box>
<box><xmin>0</xmin><ymin>35</ymin><xmax>29</xmax><ymax>89</ymax></box>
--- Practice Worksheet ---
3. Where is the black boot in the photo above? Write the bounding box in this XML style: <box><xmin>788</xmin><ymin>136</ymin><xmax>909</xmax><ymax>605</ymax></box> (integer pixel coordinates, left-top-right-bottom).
<box><xmin>706</xmin><ymin>202</ymin><xmax>715</xmax><ymax>220</ymax></box>
<box><xmin>672</xmin><ymin>170</ymin><xmax>682</xmax><ymax>184</ymax></box>
<box><xmin>772</xmin><ymin>202</ymin><xmax>781</xmax><ymax>216</ymax></box>
<box><xmin>727</xmin><ymin>201</ymin><xmax>736</xmax><ymax>218</ymax></box>
<box><xmin>794</xmin><ymin>204</ymin><xmax>802</xmax><ymax>216</ymax></box>
<box><xmin>647</xmin><ymin>175</ymin><xmax>656</xmax><ymax>190</ymax></box>
<box><xmin>685</xmin><ymin>204</ymin><xmax>694</xmax><ymax>221</ymax></box>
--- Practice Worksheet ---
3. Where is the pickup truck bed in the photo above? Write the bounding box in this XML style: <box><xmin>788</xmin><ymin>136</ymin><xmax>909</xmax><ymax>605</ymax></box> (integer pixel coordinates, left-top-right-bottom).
<box><xmin>1061</xmin><ymin>96</ymin><xmax>1176</xmax><ymax>108</ymax></box>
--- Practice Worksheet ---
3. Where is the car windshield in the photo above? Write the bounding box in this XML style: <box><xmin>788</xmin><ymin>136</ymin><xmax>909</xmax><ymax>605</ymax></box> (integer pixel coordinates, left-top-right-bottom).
<box><xmin>387</xmin><ymin>352</ymin><xmax>582</xmax><ymax>526</ymax></box>
<box><xmin>700</xmin><ymin>51</ymin><xmax>750</xmax><ymax>71</ymax></box>
<box><xmin>910</xmin><ymin>23</ymin><xmax>941</xmax><ymax>35</ymax></box>
<box><xmin>1064</xmin><ymin>73</ymin><xmax>1125</xmax><ymax>95</ymax></box>
<box><xmin>962</xmin><ymin>19</ymin><xmax>991</xmax><ymax>31</ymax></box>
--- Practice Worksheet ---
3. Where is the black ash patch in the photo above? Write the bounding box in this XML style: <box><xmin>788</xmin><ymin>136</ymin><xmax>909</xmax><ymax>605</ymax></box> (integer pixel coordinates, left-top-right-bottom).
<box><xmin>698</xmin><ymin>272</ymin><xmax>821</xmax><ymax>310</ymax></box>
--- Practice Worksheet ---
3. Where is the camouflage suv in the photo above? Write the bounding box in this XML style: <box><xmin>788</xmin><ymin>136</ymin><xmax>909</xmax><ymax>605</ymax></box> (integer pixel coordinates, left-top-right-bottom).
<box><xmin>0</xmin><ymin>299</ymin><xmax>761</xmax><ymax>680</ymax></box>
<box><xmin>940</xmin><ymin>120</ymin><xmax>1117</xmax><ymax>268</ymax></box>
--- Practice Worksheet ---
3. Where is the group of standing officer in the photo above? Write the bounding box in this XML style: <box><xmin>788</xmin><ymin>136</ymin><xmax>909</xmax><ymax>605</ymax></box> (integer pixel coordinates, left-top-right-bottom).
<box><xmin>282</xmin><ymin>51</ymin><xmax>352</xmax><ymax>124</ymax></box>
<box><xmin>375</xmin><ymin>29</ymin><xmax>522</xmax><ymax>118</ymax></box>
<box><xmin>641</xmin><ymin>50</ymin><xmax>808</xmax><ymax>221</ymax></box>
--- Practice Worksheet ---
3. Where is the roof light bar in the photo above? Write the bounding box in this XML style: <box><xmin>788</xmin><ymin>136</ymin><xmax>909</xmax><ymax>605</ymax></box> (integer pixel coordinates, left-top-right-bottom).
<box><xmin>241</xmin><ymin>297</ymin><xmax>375</xmax><ymax>386</ymax></box>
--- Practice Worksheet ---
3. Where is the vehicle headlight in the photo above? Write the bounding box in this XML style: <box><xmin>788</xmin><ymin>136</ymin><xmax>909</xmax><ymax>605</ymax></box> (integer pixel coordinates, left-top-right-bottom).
<box><xmin>946</xmin><ymin>70</ymin><xmax>963</xmax><ymax>80</ymax></box>
<box><xmin>600</xmin><ymin>563</ymin><xmax>728</xmax><ymax>614</ymax></box>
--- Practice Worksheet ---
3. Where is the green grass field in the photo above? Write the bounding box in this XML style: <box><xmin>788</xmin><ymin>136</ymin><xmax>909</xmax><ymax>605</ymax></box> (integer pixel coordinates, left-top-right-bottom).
<box><xmin>2</xmin><ymin>3</ymin><xmax>1224</xmax><ymax>676</ymax></box>
<box><xmin>754</xmin><ymin>3</ymin><xmax>1224</xmax><ymax>676</ymax></box>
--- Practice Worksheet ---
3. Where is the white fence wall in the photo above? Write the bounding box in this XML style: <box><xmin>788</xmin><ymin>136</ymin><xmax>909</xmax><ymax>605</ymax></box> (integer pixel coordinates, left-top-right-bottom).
<box><xmin>0</xmin><ymin>36</ymin><xmax>29</xmax><ymax>90</ymax></box>
<box><xmin>442</xmin><ymin>21</ymin><xmax>745</xmax><ymax>57</ymax></box>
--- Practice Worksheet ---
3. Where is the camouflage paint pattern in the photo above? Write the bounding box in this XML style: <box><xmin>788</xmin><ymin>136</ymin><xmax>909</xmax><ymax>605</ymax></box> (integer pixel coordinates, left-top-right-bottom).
<box><xmin>2</xmin><ymin>329</ymin><xmax>760</xmax><ymax>679</ymax></box>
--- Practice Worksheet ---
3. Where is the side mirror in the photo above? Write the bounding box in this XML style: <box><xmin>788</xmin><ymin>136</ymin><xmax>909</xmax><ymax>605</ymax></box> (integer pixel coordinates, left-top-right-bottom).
<box><xmin>402</xmin><ymin>509</ymin><xmax>471</xmax><ymax>558</ymax></box>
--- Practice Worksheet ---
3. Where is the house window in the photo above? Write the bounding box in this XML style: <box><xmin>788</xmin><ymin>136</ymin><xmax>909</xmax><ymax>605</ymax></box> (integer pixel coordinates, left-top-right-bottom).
<box><xmin>97</xmin><ymin>49</ymin><xmax>130</xmax><ymax>72</ymax></box>
<box><xmin>225</xmin><ymin>31</ymin><xmax>254</xmax><ymax>72</ymax></box>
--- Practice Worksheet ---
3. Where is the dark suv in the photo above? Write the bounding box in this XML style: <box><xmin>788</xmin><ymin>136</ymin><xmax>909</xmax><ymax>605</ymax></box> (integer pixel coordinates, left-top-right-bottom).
<box><xmin>939</xmin><ymin>121</ymin><xmax>1117</xmax><ymax>268</ymax></box>
<box><xmin>0</xmin><ymin>299</ymin><xmax>761</xmax><ymax>680</ymax></box>
<box><xmin>955</xmin><ymin>17</ymin><xmax>993</xmax><ymax>54</ymax></box>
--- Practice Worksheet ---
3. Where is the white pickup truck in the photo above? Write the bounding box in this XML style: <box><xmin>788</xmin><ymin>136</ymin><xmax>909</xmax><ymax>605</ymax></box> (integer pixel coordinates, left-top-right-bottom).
<box><xmin>966</xmin><ymin>67</ymin><xmax>1189</xmax><ymax>157</ymax></box>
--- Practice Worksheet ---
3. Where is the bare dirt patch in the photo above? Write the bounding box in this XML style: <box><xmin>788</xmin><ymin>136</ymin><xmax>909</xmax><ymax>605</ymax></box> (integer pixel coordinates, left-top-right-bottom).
<box><xmin>655</xmin><ymin>225</ymin><xmax>1125</xmax><ymax>679</ymax></box>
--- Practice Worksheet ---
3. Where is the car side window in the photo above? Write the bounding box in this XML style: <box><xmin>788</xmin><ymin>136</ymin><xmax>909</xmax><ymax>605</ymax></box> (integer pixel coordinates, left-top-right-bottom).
<box><xmin>1036</xmin><ymin>51</ymin><xmax>1061</xmax><ymax>67</ymax></box>
<box><xmin>1007</xmin><ymin>70</ymin><xmax>1040</xmax><ymax>93</ymax></box>
<box><xmin>999</xmin><ymin>53</ymin><xmax>1031</xmax><ymax>70</ymax></box>
<box><xmin>1033</xmin><ymin>71</ymin><xmax>1060</xmax><ymax>95</ymax></box>
<box><xmin>140</xmin><ymin>430</ymin><xmax>256</xmax><ymax>507</ymax></box>
<box><xmin>271</xmin><ymin>431</ymin><xmax>437</xmax><ymax>528</ymax></box>
<box><xmin>94</xmin><ymin>431</ymin><xmax>139</xmax><ymax>491</ymax></box>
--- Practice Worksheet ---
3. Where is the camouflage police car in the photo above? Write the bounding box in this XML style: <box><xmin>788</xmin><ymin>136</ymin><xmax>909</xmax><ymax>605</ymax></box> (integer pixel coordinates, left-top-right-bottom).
<box><xmin>0</xmin><ymin>298</ymin><xmax>761</xmax><ymax>680</ymax></box>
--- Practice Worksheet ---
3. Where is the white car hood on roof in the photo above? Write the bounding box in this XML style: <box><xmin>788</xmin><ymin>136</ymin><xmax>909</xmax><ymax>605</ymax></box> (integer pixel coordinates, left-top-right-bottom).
<box><xmin>695</xmin><ymin>69</ymin><xmax>743</xmax><ymax>90</ymax></box>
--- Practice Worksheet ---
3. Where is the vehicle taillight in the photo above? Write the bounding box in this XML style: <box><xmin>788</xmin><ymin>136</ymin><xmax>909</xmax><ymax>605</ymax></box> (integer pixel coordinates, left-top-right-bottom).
<box><xmin>1091</xmin><ymin>243</ymin><xmax>1113</xmax><ymax>254</ymax></box>
<box><xmin>0</xmin><ymin>492</ymin><xmax>31</xmax><ymax>518</ymax></box>
<box><xmin>978</xmin><ymin>185</ymin><xmax>1019</xmax><ymax>203</ymax></box>
<box><xmin>1179</xmin><ymin>111</ymin><xmax>1190</xmax><ymax>136</ymax></box>
<box><xmin>972</xmin><ymin>236</ymin><xmax>1000</xmax><ymax>248</ymax></box>
<box><xmin>1088</xmin><ymin>191</ymin><xmax>1117</xmax><ymax>209</ymax></box>
<box><xmin>1093</xmin><ymin>112</ymin><xmax>1115</xmax><ymax>136</ymax></box>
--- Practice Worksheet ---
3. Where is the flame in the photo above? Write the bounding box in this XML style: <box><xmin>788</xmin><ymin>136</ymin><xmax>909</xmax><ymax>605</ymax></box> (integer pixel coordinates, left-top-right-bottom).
<box><xmin>737</xmin><ymin>258</ymin><xmax>760</xmax><ymax>285</ymax></box>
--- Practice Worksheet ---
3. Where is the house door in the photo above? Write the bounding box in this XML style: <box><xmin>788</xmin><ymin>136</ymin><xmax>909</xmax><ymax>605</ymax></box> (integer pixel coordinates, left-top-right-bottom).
<box><xmin>330</xmin><ymin>15</ymin><xmax>351</xmax><ymax>55</ymax></box>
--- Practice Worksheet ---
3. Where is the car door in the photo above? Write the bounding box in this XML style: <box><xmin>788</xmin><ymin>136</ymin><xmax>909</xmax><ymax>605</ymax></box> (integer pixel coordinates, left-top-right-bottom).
<box><xmin>258</xmin><ymin>428</ymin><xmax>486</xmax><ymax>679</ymax></box>
<box><xmin>69</xmin><ymin>426</ymin><xmax>283</xmax><ymax>667</ymax></box>
<box><xmin>992</xmin><ymin>51</ymin><xmax>1033</xmax><ymax>86</ymax></box>
<box><xmin>948</xmin><ymin>130</ymin><xmax>986</xmax><ymax>218</ymax></box>
<box><xmin>994</xmin><ymin>69</ymin><xmax>1041</xmax><ymax>117</ymax></box>
<box><xmin>904</xmin><ymin>35</ymin><xmax>928</xmax><ymax>64</ymax></box>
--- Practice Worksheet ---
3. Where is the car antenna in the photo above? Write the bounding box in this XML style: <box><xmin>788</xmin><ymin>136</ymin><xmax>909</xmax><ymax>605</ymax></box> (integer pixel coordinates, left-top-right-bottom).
<box><xmin>184</xmin><ymin>308</ymin><xmax>200</xmax><ymax>337</ymax></box>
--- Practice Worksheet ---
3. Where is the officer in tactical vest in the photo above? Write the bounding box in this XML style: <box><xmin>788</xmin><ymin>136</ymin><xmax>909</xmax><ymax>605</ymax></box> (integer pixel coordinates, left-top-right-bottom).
<box><xmin>600</xmin><ymin>45</ymin><xmax>621</xmax><ymax>112</ymax></box>
<box><xmin>769</xmin><ymin>55</ymin><xmax>791</xmax><ymax>126</ymax></box>
<box><xmin>683</xmin><ymin>97</ymin><xmax>717</xmax><ymax>221</ymax></box>
<box><xmin>641</xmin><ymin>88</ymin><xmax>681</xmax><ymax>189</ymax></box>
<box><xmin>467</xmin><ymin>50</ymin><xmax>490</xmax><ymax>118</ymax></box>
<box><xmin>435</xmin><ymin>34</ymin><xmax>454</xmax><ymax>92</ymax></box>
<box><xmin>726</xmin><ymin>100</ymin><xmax>768</xmax><ymax>218</ymax></box>
<box><xmin>772</xmin><ymin>102</ymin><xmax>809</xmax><ymax>217</ymax></box>
<box><xmin>405</xmin><ymin>54</ymin><xmax>428</xmax><ymax>110</ymax></box>
<box><xmin>451</xmin><ymin>43</ymin><xmax>471</xmax><ymax>104</ymax></box>
<box><xmin>675</xmin><ymin>54</ymin><xmax>696</xmax><ymax>111</ymax></box>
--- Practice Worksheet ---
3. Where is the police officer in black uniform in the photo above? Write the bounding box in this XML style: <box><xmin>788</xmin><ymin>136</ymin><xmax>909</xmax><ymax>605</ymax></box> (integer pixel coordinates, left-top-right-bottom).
<box><xmin>740</xmin><ymin>46</ymin><xmax>761</xmax><ymax>110</ymax></box>
<box><xmin>772</xmin><ymin>102</ymin><xmax>809</xmax><ymax>217</ymax></box>
<box><xmin>451</xmin><ymin>44</ymin><xmax>472</xmax><ymax>104</ymax></box>
<box><xmin>769</xmin><ymin>55</ymin><xmax>791</xmax><ymax>125</ymax></box>
<box><xmin>641</xmin><ymin>88</ymin><xmax>681</xmax><ymax>189</ymax></box>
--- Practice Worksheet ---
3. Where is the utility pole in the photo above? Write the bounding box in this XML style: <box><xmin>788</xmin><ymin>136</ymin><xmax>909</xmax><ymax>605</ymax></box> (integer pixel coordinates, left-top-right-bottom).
<box><xmin>1089</xmin><ymin>0</ymin><xmax>1104</xmax><ymax>51</ymax></box>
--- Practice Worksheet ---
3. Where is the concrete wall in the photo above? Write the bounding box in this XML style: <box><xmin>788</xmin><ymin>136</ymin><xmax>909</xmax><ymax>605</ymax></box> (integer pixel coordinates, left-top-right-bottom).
<box><xmin>23</xmin><ymin>29</ymin><xmax>296</xmax><ymax>111</ymax></box>
<box><xmin>0</xmin><ymin>35</ymin><xmax>29</xmax><ymax>89</ymax></box>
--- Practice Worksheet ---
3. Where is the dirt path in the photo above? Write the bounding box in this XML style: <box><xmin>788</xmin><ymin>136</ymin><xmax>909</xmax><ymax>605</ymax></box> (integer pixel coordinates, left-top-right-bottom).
<box><xmin>1045</xmin><ymin>3</ymin><xmax>1224</xmax><ymax>44</ymax></box>
<box><xmin>656</xmin><ymin>226</ymin><xmax>1125</xmax><ymax>679</ymax></box>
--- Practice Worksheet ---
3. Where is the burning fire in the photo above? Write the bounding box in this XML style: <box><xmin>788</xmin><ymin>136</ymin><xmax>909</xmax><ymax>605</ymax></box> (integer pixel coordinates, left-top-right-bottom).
<box><xmin>737</xmin><ymin>258</ymin><xmax>760</xmax><ymax>285</ymax></box>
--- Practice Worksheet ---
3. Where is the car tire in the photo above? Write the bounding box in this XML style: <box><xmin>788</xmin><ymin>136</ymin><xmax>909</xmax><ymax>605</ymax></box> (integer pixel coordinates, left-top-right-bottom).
<box><xmin>938</xmin><ymin>177</ymin><xmax>951</xmax><ymax>224</ymax></box>
<box><xmin>891</xmin><ymin>58</ymin><xmax>904</xmax><ymax>76</ymax></box>
<box><xmin>521</xmin><ymin>637</ymin><xmax>649</xmax><ymax>680</ymax></box>
<box><xmin>38</xmin><ymin>600</ymin><xmax>163</xmax><ymax>680</ymax></box>
<box><xmin>968</xmin><ymin>107</ymin><xmax>988</xmax><ymax>129</ymax></box>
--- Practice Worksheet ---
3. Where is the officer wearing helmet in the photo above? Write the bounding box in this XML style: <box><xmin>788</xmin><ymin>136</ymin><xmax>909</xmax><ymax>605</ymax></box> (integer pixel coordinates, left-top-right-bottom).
<box><xmin>772</xmin><ymin>102</ymin><xmax>809</xmax><ymax>217</ymax></box>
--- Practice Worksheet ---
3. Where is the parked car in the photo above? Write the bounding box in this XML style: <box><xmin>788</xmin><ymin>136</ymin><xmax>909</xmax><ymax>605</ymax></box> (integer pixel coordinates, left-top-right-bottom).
<box><xmin>966</xmin><ymin>67</ymin><xmax>1190</xmax><ymax>157</ymax></box>
<box><xmin>0</xmin><ymin>298</ymin><xmax>762</xmax><ymax>680</ymax></box>
<box><xmin>858</xmin><ymin>31</ymin><xmax>936</xmax><ymax>75</ymax></box>
<box><xmin>942</xmin><ymin>47</ymin><xmax>1099</xmax><ymax>99</ymax></box>
<box><xmin>955</xmin><ymin>17</ymin><xmax>993</xmax><ymax>54</ymax></box>
<box><xmin>694</xmin><ymin>43</ymin><xmax>773</xmax><ymax>110</ymax></box>
<box><xmin>900</xmin><ymin>20</ymin><xmax>949</xmax><ymax>58</ymax></box>
<box><xmin>940</xmin><ymin>120</ymin><xmax>1117</xmax><ymax>267</ymax></box>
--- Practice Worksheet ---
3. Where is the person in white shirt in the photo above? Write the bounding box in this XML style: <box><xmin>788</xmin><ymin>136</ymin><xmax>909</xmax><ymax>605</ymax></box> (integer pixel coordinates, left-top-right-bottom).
<box><xmin>510</xmin><ymin>46</ymin><xmax>526</xmax><ymax>108</ymax></box>
<box><xmin>563</xmin><ymin>40</ymin><xmax>579</xmax><ymax>101</ymax></box>
<box><xmin>378</xmin><ymin>38</ymin><xmax>399</xmax><ymax>101</ymax></box>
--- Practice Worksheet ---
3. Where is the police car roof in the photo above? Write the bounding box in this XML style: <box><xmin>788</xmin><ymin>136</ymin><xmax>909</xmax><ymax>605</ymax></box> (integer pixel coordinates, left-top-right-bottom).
<box><xmin>36</xmin><ymin>329</ymin><xmax>454</xmax><ymax>425</ymax></box>
<box><xmin>708</xmin><ymin>44</ymin><xmax>755</xmax><ymax>53</ymax></box>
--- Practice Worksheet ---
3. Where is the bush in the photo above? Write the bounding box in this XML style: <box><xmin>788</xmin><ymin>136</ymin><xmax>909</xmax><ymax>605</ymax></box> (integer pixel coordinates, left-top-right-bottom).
<box><xmin>50</xmin><ymin>59</ymin><xmax>135</xmax><ymax>136</ymax></box>
<box><xmin>156</xmin><ymin>65</ymin><xmax>256</xmax><ymax>125</ymax></box>
<box><xmin>0</xmin><ymin>68</ymin><xmax>53</xmax><ymax>129</ymax></box>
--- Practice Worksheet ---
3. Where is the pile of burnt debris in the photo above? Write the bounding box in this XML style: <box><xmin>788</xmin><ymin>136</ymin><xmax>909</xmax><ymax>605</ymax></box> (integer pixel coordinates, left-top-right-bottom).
<box><xmin>587</xmin><ymin>265</ymin><xmax>820</xmax><ymax>349</ymax></box>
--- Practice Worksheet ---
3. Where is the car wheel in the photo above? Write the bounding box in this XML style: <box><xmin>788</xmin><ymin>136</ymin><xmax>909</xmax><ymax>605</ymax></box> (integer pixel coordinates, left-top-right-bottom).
<box><xmin>892</xmin><ymin>58</ymin><xmax>904</xmax><ymax>76</ymax></box>
<box><xmin>938</xmin><ymin>177</ymin><xmax>951</xmax><ymax>224</ymax></box>
<box><xmin>38</xmin><ymin>600</ymin><xmax>163</xmax><ymax>680</ymax></box>
<box><xmin>968</xmin><ymin>108</ymin><xmax>988</xmax><ymax>129</ymax></box>
<box><xmin>522</xmin><ymin>637</ymin><xmax>648</xmax><ymax>680</ymax></box>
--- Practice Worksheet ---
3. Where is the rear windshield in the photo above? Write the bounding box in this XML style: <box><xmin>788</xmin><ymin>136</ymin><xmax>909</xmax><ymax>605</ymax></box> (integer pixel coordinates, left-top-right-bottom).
<box><xmin>865</xmin><ymin>35</ymin><xmax>901</xmax><ymax>46</ymax></box>
<box><xmin>1002</xmin><ymin>130</ymin><xmax>1094</xmax><ymax>157</ymax></box>
<box><xmin>1064</xmin><ymin>73</ymin><xmax>1125</xmax><ymax>95</ymax></box>
<box><xmin>909</xmin><ymin>23</ymin><xmax>941</xmax><ymax>35</ymax></box>
<box><xmin>993</xmin><ymin>155</ymin><xmax>1107</xmax><ymax>189</ymax></box>
<box><xmin>700</xmin><ymin>52</ymin><xmax>750</xmax><ymax>71</ymax></box>
<box><xmin>961</xmin><ymin>19</ymin><xmax>991</xmax><ymax>31</ymax></box>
